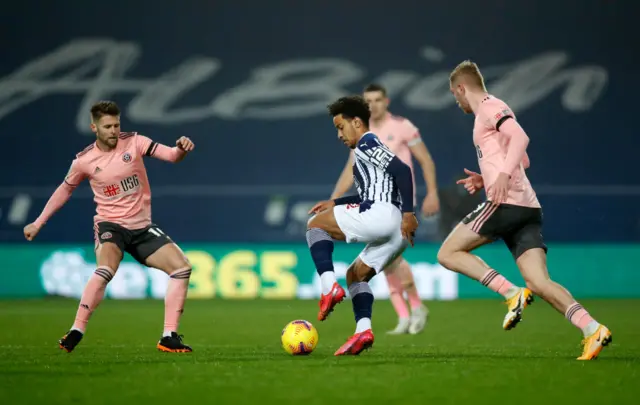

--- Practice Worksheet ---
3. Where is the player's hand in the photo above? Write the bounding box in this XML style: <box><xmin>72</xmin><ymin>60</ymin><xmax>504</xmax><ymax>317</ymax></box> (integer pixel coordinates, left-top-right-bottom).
<box><xmin>421</xmin><ymin>193</ymin><xmax>440</xmax><ymax>217</ymax></box>
<box><xmin>456</xmin><ymin>168</ymin><xmax>484</xmax><ymax>194</ymax></box>
<box><xmin>176</xmin><ymin>136</ymin><xmax>195</xmax><ymax>152</ymax></box>
<box><xmin>23</xmin><ymin>223</ymin><xmax>40</xmax><ymax>241</ymax></box>
<box><xmin>308</xmin><ymin>200</ymin><xmax>335</xmax><ymax>215</ymax></box>
<box><xmin>488</xmin><ymin>172</ymin><xmax>510</xmax><ymax>206</ymax></box>
<box><xmin>401</xmin><ymin>212</ymin><xmax>419</xmax><ymax>247</ymax></box>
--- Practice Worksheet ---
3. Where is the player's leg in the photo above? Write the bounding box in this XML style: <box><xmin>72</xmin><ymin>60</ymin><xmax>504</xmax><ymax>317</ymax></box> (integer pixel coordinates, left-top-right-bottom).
<box><xmin>510</xmin><ymin>223</ymin><xmax>611</xmax><ymax>360</ymax></box>
<box><xmin>396</xmin><ymin>257</ymin><xmax>429</xmax><ymax>334</ymax></box>
<box><xmin>333</xmin><ymin>258</ymin><xmax>376</xmax><ymax>356</ymax></box>
<box><xmin>335</xmin><ymin>231</ymin><xmax>407</xmax><ymax>356</ymax></box>
<box><xmin>59</xmin><ymin>223</ymin><xmax>126</xmax><ymax>353</ymax></box>
<box><xmin>306</xmin><ymin>206</ymin><xmax>349</xmax><ymax>321</ymax></box>
<box><xmin>384</xmin><ymin>256</ymin><xmax>428</xmax><ymax>334</ymax></box>
<box><xmin>437</xmin><ymin>203</ymin><xmax>532</xmax><ymax>330</ymax></box>
<box><xmin>383</xmin><ymin>257</ymin><xmax>411</xmax><ymax>334</ymax></box>
<box><xmin>131</xmin><ymin>224</ymin><xmax>193</xmax><ymax>353</ymax></box>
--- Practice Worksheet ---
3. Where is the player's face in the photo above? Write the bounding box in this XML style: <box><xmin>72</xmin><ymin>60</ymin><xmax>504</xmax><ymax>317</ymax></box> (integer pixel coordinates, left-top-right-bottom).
<box><xmin>451</xmin><ymin>82</ymin><xmax>473</xmax><ymax>114</ymax></box>
<box><xmin>91</xmin><ymin>115</ymin><xmax>121</xmax><ymax>148</ymax></box>
<box><xmin>333</xmin><ymin>114</ymin><xmax>363</xmax><ymax>149</ymax></box>
<box><xmin>363</xmin><ymin>91</ymin><xmax>389</xmax><ymax>121</ymax></box>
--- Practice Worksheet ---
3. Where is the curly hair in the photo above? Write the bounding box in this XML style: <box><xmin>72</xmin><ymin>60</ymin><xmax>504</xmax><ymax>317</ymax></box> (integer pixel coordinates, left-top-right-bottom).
<box><xmin>327</xmin><ymin>95</ymin><xmax>371</xmax><ymax>126</ymax></box>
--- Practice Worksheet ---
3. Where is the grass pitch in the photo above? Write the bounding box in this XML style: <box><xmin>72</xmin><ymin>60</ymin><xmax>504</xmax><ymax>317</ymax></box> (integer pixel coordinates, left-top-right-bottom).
<box><xmin>0</xmin><ymin>298</ymin><xmax>638</xmax><ymax>404</ymax></box>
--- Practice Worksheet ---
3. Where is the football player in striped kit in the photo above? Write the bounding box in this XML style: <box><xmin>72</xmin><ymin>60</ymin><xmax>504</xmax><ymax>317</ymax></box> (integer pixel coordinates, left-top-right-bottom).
<box><xmin>306</xmin><ymin>95</ymin><xmax>418</xmax><ymax>355</ymax></box>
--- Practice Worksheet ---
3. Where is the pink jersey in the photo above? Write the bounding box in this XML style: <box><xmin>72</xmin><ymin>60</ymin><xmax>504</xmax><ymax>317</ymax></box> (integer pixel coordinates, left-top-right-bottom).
<box><xmin>34</xmin><ymin>132</ymin><xmax>186</xmax><ymax>231</ymax></box>
<box><xmin>364</xmin><ymin>113</ymin><xmax>422</xmax><ymax>204</ymax></box>
<box><xmin>474</xmin><ymin>96</ymin><xmax>540</xmax><ymax>208</ymax></box>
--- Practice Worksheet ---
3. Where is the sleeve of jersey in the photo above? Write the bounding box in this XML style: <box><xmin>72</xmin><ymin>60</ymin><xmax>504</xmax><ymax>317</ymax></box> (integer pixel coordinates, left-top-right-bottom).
<box><xmin>385</xmin><ymin>157</ymin><xmax>414</xmax><ymax>213</ymax></box>
<box><xmin>138</xmin><ymin>134</ymin><xmax>186</xmax><ymax>162</ymax></box>
<box><xmin>403</xmin><ymin>120</ymin><xmax>422</xmax><ymax>147</ymax></box>
<box><xmin>34</xmin><ymin>159</ymin><xmax>85</xmax><ymax>229</ymax></box>
<box><xmin>63</xmin><ymin>158</ymin><xmax>87</xmax><ymax>188</ymax></box>
<box><xmin>499</xmin><ymin>119</ymin><xmax>530</xmax><ymax>175</ymax></box>
<box><xmin>483</xmin><ymin>104</ymin><xmax>529</xmax><ymax>175</ymax></box>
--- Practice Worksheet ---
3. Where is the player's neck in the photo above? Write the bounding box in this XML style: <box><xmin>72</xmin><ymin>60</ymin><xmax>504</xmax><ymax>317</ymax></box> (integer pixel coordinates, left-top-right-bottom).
<box><xmin>355</xmin><ymin>130</ymin><xmax>370</xmax><ymax>143</ymax></box>
<box><xmin>468</xmin><ymin>91</ymin><xmax>490</xmax><ymax>115</ymax></box>
<box><xmin>370</xmin><ymin>112</ymin><xmax>389</xmax><ymax>127</ymax></box>
<box><xmin>95</xmin><ymin>139</ymin><xmax>116</xmax><ymax>152</ymax></box>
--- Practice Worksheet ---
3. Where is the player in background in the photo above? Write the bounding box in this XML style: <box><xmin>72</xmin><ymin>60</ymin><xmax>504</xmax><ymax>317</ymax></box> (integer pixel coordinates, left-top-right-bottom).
<box><xmin>307</xmin><ymin>95</ymin><xmax>419</xmax><ymax>355</ymax></box>
<box><xmin>23</xmin><ymin>101</ymin><xmax>196</xmax><ymax>354</ymax></box>
<box><xmin>438</xmin><ymin>61</ymin><xmax>611</xmax><ymax>360</ymax></box>
<box><xmin>330</xmin><ymin>84</ymin><xmax>438</xmax><ymax>335</ymax></box>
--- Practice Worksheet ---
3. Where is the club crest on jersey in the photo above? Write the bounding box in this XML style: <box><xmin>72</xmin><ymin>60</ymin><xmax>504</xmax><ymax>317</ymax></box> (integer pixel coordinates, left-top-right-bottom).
<box><xmin>100</xmin><ymin>232</ymin><xmax>112</xmax><ymax>240</ymax></box>
<box><xmin>122</xmin><ymin>152</ymin><xmax>132</xmax><ymax>163</ymax></box>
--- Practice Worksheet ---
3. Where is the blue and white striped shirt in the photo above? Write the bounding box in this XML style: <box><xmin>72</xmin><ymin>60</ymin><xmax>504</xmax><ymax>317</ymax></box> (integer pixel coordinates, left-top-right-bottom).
<box><xmin>352</xmin><ymin>132</ymin><xmax>402</xmax><ymax>207</ymax></box>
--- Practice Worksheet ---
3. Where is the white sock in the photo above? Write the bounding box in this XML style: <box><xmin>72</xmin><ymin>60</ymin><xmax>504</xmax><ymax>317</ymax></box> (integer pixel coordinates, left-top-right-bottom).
<box><xmin>583</xmin><ymin>320</ymin><xmax>600</xmax><ymax>337</ymax></box>
<box><xmin>320</xmin><ymin>272</ymin><xmax>337</xmax><ymax>295</ymax></box>
<box><xmin>355</xmin><ymin>318</ymin><xmax>372</xmax><ymax>333</ymax></box>
<box><xmin>71</xmin><ymin>327</ymin><xmax>84</xmax><ymax>334</ymax></box>
<box><xmin>163</xmin><ymin>331</ymin><xmax>174</xmax><ymax>337</ymax></box>
<box><xmin>505</xmin><ymin>286</ymin><xmax>520</xmax><ymax>300</ymax></box>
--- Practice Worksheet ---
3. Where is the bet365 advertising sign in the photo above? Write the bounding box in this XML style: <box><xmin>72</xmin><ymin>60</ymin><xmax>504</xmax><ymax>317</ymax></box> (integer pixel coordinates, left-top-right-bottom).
<box><xmin>1</xmin><ymin>244</ymin><xmax>638</xmax><ymax>299</ymax></box>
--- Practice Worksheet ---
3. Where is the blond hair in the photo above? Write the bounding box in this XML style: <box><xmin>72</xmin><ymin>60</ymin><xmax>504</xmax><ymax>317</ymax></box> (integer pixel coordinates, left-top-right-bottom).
<box><xmin>449</xmin><ymin>60</ymin><xmax>486</xmax><ymax>91</ymax></box>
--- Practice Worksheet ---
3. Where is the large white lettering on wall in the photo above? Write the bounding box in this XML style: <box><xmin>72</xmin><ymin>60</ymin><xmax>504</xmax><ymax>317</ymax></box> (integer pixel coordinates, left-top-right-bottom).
<box><xmin>0</xmin><ymin>39</ymin><xmax>608</xmax><ymax>133</ymax></box>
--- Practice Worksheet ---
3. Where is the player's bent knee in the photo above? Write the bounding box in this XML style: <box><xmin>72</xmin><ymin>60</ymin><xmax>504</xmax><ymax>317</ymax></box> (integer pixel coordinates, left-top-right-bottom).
<box><xmin>97</xmin><ymin>242</ymin><xmax>123</xmax><ymax>270</ymax></box>
<box><xmin>346</xmin><ymin>262</ymin><xmax>376</xmax><ymax>284</ymax></box>
<box><xmin>145</xmin><ymin>243</ymin><xmax>191</xmax><ymax>275</ymax></box>
<box><xmin>355</xmin><ymin>264</ymin><xmax>376</xmax><ymax>283</ymax></box>
<box><xmin>307</xmin><ymin>210</ymin><xmax>330</xmax><ymax>230</ymax></box>
<box><xmin>307</xmin><ymin>211</ymin><xmax>345</xmax><ymax>241</ymax></box>
<box><xmin>524</xmin><ymin>277</ymin><xmax>551</xmax><ymax>297</ymax></box>
<box><xmin>436</xmin><ymin>248</ymin><xmax>453</xmax><ymax>270</ymax></box>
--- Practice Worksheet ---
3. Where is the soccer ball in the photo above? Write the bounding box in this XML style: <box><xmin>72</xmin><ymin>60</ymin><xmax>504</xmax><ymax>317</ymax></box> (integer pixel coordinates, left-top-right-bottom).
<box><xmin>281</xmin><ymin>319</ymin><xmax>318</xmax><ymax>355</ymax></box>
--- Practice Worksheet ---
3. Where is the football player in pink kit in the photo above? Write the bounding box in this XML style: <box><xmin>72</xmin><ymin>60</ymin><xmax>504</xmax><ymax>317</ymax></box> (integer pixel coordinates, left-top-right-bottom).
<box><xmin>437</xmin><ymin>61</ymin><xmax>611</xmax><ymax>360</ymax></box>
<box><xmin>331</xmin><ymin>84</ymin><xmax>438</xmax><ymax>335</ymax></box>
<box><xmin>23</xmin><ymin>101</ymin><xmax>196</xmax><ymax>354</ymax></box>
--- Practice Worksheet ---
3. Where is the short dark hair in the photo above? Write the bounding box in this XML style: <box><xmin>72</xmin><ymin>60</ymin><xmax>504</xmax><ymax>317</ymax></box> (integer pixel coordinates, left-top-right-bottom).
<box><xmin>327</xmin><ymin>96</ymin><xmax>371</xmax><ymax>126</ymax></box>
<box><xmin>363</xmin><ymin>83</ymin><xmax>387</xmax><ymax>96</ymax></box>
<box><xmin>90</xmin><ymin>101</ymin><xmax>120</xmax><ymax>121</ymax></box>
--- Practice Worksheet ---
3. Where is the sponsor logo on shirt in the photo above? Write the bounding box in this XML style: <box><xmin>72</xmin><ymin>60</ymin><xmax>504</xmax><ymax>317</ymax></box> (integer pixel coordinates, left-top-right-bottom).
<box><xmin>102</xmin><ymin>174</ymin><xmax>140</xmax><ymax>198</ymax></box>
<box><xmin>494</xmin><ymin>108</ymin><xmax>512</xmax><ymax>120</ymax></box>
<box><xmin>103</xmin><ymin>184</ymin><xmax>121</xmax><ymax>197</ymax></box>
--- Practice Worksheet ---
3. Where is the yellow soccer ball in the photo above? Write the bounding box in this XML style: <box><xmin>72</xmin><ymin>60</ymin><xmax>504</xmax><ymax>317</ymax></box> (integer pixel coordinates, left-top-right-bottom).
<box><xmin>281</xmin><ymin>319</ymin><xmax>318</xmax><ymax>355</ymax></box>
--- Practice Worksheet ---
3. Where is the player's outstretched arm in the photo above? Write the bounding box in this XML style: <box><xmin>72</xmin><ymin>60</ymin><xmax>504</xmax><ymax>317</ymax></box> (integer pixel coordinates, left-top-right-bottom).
<box><xmin>330</xmin><ymin>153</ymin><xmax>354</xmax><ymax>199</ymax></box>
<box><xmin>141</xmin><ymin>136</ymin><xmax>194</xmax><ymax>163</ymax></box>
<box><xmin>456</xmin><ymin>168</ymin><xmax>484</xmax><ymax>194</ymax></box>
<box><xmin>24</xmin><ymin>161</ymin><xmax>85</xmax><ymax>241</ymax></box>
<box><xmin>308</xmin><ymin>194</ymin><xmax>361</xmax><ymax>215</ymax></box>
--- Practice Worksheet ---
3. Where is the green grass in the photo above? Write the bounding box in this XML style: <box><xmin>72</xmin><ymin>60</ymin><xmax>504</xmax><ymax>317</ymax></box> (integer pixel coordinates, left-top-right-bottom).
<box><xmin>0</xmin><ymin>298</ymin><xmax>638</xmax><ymax>404</ymax></box>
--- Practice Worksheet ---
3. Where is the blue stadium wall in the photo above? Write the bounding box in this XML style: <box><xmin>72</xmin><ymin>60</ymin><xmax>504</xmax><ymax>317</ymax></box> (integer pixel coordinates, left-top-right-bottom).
<box><xmin>0</xmin><ymin>0</ymin><xmax>634</xmax><ymax>244</ymax></box>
